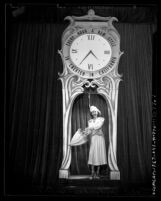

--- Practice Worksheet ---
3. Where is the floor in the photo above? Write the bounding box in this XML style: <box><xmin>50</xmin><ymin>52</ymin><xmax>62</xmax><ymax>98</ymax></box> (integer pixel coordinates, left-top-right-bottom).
<box><xmin>48</xmin><ymin>176</ymin><xmax>153</xmax><ymax>197</ymax></box>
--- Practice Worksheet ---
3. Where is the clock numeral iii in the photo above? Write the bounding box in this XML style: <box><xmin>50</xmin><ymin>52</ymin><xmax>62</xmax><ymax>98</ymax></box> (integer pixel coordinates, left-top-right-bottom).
<box><xmin>87</xmin><ymin>35</ymin><xmax>95</xmax><ymax>40</ymax></box>
<box><xmin>88</xmin><ymin>64</ymin><xmax>93</xmax><ymax>70</ymax></box>
<box><xmin>104</xmin><ymin>50</ymin><xmax>110</xmax><ymax>54</ymax></box>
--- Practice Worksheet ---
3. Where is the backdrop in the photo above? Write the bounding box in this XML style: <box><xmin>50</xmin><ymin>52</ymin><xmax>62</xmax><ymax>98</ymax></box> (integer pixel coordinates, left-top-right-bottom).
<box><xmin>6</xmin><ymin>7</ymin><xmax>156</xmax><ymax>193</ymax></box>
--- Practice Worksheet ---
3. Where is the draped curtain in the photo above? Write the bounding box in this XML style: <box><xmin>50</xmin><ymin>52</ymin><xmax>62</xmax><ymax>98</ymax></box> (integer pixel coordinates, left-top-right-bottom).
<box><xmin>6</xmin><ymin>22</ymin><xmax>65</xmax><ymax>192</ymax></box>
<box><xmin>6</xmin><ymin>14</ymin><xmax>156</xmax><ymax>193</ymax></box>
<box><xmin>116</xmin><ymin>23</ymin><xmax>154</xmax><ymax>184</ymax></box>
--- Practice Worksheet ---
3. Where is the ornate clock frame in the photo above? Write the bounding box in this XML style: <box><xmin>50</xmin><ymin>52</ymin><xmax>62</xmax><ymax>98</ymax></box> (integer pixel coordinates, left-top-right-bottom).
<box><xmin>58</xmin><ymin>9</ymin><xmax>124</xmax><ymax>180</ymax></box>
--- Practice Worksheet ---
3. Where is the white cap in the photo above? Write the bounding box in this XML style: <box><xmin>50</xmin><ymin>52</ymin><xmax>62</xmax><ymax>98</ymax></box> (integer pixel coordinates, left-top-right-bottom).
<box><xmin>90</xmin><ymin>105</ymin><xmax>101</xmax><ymax>115</ymax></box>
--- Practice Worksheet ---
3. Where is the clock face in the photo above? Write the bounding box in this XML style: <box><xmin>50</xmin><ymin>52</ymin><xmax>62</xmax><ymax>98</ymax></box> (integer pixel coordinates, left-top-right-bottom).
<box><xmin>62</xmin><ymin>28</ymin><xmax>119</xmax><ymax>78</ymax></box>
<box><xmin>69</xmin><ymin>34</ymin><xmax>112</xmax><ymax>71</ymax></box>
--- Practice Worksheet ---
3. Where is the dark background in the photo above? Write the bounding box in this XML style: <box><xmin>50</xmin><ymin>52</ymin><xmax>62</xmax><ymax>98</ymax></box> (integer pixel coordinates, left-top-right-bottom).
<box><xmin>4</xmin><ymin>3</ymin><xmax>158</xmax><ymax>196</ymax></box>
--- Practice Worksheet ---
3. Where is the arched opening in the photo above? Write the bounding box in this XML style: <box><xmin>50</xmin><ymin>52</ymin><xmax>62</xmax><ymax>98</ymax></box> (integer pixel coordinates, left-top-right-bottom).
<box><xmin>70</xmin><ymin>89</ymin><xmax>109</xmax><ymax>176</ymax></box>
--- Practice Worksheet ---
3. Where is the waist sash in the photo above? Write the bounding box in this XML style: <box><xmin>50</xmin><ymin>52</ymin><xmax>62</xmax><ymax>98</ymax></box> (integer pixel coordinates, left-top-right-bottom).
<box><xmin>91</xmin><ymin>129</ymin><xmax>103</xmax><ymax>136</ymax></box>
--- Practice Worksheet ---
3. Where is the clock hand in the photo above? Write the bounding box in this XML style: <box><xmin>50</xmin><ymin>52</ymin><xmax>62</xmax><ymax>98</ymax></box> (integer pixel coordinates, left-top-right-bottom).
<box><xmin>90</xmin><ymin>50</ymin><xmax>99</xmax><ymax>60</ymax></box>
<box><xmin>79</xmin><ymin>51</ymin><xmax>91</xmax><ymax>65</ymax></box>
<box><xmin>79</xmin><ymin>50</ymin><xmax>99</xmax><ymax>65</ymax></box>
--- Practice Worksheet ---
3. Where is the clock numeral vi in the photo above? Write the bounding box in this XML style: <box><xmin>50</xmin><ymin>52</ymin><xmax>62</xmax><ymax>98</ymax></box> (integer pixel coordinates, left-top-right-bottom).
<box><xmin>88</xmin><ymin>64</ymin><xmax>93</xmax><ymax>70</ymax></box>
<box><xmin>87</xmin><ymin>35</ymin><xmax>95</xmax><ymax>40</ymax></box>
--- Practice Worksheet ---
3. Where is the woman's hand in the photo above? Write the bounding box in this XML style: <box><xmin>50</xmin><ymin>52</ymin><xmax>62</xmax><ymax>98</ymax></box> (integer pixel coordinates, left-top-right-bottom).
<box><xmin>85</xmin><ymin>127</ymin><xmax>93</xmax><ymax>135</ymax></box>
<box><xmin>82</xmin><ymin>131</ymin><xmax>87</xmax><ymax>136</ymax></box>
<box><xmin>78</xmin><ymin>128</ymin><xmax>82</xmax><ymax>132</ymax></box>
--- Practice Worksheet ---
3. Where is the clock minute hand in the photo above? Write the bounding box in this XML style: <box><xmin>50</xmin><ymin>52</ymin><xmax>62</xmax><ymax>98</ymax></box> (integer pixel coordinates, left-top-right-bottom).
<box><xmin>79</xmin><ymin>51</ymin><xmax>91</xmax><ymax>65</ymax></box>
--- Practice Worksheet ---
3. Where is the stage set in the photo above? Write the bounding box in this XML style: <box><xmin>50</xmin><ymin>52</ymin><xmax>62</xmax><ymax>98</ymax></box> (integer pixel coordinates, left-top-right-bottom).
<box><xmin>6</xmin><ymin>5</ymin><xmax>156</xmax><ymax>196</ymax></box>
<box><xmin>58</xmin><ymin>9</ymin><xmax>123</xmax><ymax>182</ymax></box>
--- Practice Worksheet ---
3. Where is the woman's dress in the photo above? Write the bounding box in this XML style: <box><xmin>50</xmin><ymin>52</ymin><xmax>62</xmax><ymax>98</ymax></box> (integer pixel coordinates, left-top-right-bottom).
<box><xmin>88</xmin><ymin>117</ymin><xmax>107</xmax><ymax>166</ymax></box>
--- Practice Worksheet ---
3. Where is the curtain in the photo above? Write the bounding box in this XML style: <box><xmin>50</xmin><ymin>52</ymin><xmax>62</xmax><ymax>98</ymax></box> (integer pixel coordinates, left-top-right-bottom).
<box><xmin>6</xmin><ymin>19</ymin><xmax>156</xmax><ymax>193</ymax></box>
<box><xmin>6</xmin><ymin>22</ymin><xmax>66</xmax><ymax>193</ymax></box>
<box><xmin>116</xmin><ymin>23</ymin><xmax>155</xmax><ymax>185</ymax></box>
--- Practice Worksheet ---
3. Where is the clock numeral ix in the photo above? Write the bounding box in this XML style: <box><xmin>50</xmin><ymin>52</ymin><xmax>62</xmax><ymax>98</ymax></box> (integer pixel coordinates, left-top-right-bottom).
<box><xmin>88</xmin><ymin>64</ymin><xmax>93</xmax><ymax>70</ymax></box>
<box><xmin>72</xmin><ymin>49</ymin><xmax>78</xmax><ymax>53</ymax></box>
<box><xmin>87</xmin><ymin>35</ymin><xmax>95</xmax><ymax>40</ymax></box>
<box><xmin>65</xmin><ymin>56</ymin><xmax>70</xmax><ymax>60</ymax></box>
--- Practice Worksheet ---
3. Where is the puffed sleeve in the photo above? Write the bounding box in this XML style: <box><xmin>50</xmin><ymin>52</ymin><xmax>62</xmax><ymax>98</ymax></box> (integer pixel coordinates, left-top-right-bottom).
<box><xmin>93</xmin><ymin>117</ymin><xmax>105</xmax><ymax>130</ymax></box>
<box><xmin>88</xmin><ymin>119</ymin><xmax>93</xmax><ymax>129</ymax></box>
<box><xmin>83</xmin><ymin>120</ymin><xmax>92</xmax><ymax>136</ymax></box>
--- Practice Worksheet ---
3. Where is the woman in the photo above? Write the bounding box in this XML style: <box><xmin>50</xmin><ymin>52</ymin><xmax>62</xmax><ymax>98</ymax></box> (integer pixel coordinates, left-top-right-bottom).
<box><xmin>84</xmin><ymin>105</ymin><xmax>107</xmax><ymax>179</ymax></box>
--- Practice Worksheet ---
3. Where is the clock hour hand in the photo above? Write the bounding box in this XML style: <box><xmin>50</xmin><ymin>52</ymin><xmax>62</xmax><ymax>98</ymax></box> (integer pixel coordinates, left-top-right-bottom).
<box><xmin>90</xmin><ymin>50</ymin><xmax>98</xmax><ymax>60</ymax></box>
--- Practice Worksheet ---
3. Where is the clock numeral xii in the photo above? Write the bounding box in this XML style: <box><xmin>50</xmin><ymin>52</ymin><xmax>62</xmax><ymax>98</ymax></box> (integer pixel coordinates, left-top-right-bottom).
<box><xmin>87</xmin><ymin>35</ymin><xmax>95</xmax><ymax>40</ymax></box>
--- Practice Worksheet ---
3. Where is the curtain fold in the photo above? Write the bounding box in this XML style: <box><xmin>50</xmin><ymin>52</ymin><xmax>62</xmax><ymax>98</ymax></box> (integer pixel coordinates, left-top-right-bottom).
<box><xmin>6</xmin><ymin>20</ymin><xmax>155</xmax><ymax>193</ymax></box>
<box><xmin>116</xmin><ymin>23</ymin><xmax>154</xmax><ymax>184</ymax></box>
<box><xmin>7</xmin><ymin>23</ymin><xmax>65</xmax><ymax>191</ymax></box>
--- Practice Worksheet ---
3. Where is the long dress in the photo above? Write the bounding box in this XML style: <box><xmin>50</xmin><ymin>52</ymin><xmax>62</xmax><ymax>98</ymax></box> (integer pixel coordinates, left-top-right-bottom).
<box><xmin>87</xmin><ymin>117</ymin><xmax>107</xmax><ymax>166</ymax></box>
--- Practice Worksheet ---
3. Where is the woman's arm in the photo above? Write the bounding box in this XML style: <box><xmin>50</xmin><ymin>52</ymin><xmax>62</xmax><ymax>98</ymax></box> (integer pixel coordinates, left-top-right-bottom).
<box><xmin>93</xmin><ymin>117</ymin><xmax>105</xmax><ymax>130</ymax></box>
<box><xmin>83</xmin><ymin>120</ymin><xmax>94</xmax><ymax>136</ymax></box>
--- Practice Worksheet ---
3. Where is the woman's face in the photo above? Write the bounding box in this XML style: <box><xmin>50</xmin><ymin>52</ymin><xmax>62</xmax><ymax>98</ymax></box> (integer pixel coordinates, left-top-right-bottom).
<box><xmin>91</xmin><ymin>111</ymin><xmax>98</xmax><ymax>118</ymax></box>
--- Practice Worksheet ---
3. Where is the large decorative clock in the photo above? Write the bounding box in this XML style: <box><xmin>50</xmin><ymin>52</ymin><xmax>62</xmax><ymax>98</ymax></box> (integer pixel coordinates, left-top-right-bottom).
<box><xmin>62</xmin><ymin>26</ymin><xmax>118</xmax><ymax>78</ymax></box>
<box><xmin>58</xmin><ymin>9</ymin><xmax>123</xmax><ymax>180</ymax></box>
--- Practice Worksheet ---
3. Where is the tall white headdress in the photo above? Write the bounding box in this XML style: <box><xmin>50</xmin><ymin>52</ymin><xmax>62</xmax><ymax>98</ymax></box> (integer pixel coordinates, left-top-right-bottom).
<box><xmin>90</xmin><ymin>105</ymin><xmax>101</xmax><ymax>115</ymax></box>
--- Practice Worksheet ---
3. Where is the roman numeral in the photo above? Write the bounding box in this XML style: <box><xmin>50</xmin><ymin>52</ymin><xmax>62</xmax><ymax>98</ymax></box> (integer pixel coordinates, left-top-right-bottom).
<box><xmin>87</xmin><ymin>35</ymin><xmax>95</xmax><ymax>40</ymax></box>
<box><xmin>72</xmin><ymin>49</ymin><xmax>78</xmax><ymax>53</ymax></box>
<box><xmin>104</xmin><ymin>50</ymin><xmax>110</xmax><ymax>54</ymax></box>
<box><xmin>88</xmin><ymin>64</ymin><xmax>93</xmax><ymax>70</ymax></box>
<box><xmin>65</xmin><ymin>56</ymin><xmax>70</xmax><ymax>60</ymax></box>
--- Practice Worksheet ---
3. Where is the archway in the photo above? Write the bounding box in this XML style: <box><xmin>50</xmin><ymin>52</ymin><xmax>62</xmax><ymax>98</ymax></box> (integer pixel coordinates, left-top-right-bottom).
<box><xmin>70</xmin><ymin>91</ymin><xmax>109</xmax><ymax>176</ymax></box>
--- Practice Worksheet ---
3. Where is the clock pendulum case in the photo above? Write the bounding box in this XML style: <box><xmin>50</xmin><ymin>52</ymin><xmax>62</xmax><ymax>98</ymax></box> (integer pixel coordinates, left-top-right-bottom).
<box><xmin>58</xmin><ymin>9</ymin><xmax>124</xmax><ymax>180</ymax></box>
